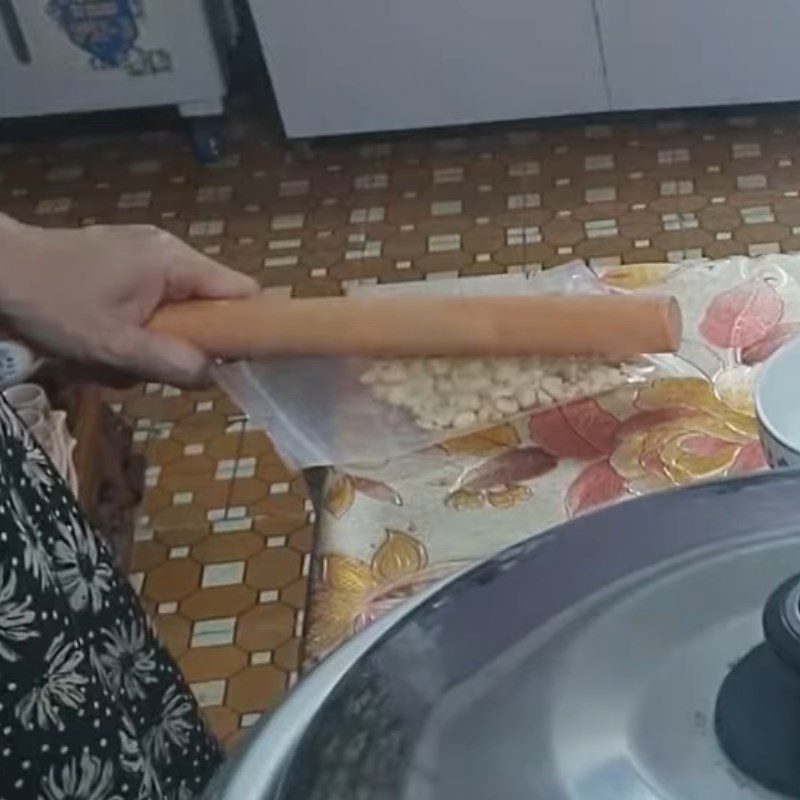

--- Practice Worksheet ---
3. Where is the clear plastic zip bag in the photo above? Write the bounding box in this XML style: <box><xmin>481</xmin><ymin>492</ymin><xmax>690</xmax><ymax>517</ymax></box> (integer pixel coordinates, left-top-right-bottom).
<box><xmin>214</xmin><ymin>264</ymin><xmax>689</xmax><ymax>468</ymax></box>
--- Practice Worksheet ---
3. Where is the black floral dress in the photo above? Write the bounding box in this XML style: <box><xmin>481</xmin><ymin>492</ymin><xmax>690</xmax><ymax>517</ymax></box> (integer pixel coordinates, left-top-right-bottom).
<box><xmin>0</xmin><ymin>398</ymin><xmax>222</xmax><ymax>799</ymax></box>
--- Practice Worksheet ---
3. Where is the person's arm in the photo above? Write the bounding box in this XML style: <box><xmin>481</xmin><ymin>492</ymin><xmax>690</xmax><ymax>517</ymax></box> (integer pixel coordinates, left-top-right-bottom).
<box><xmin>0</xmin><ymin>213</ymin><xmax>258</xmax><ymax>386</ymax></box>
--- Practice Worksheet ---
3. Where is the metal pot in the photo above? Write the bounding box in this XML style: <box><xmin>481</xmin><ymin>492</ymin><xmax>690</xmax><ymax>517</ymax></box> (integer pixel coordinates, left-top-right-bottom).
<box><xmin>205</xmin><ymin>470</ymin><xmax>800</xmax><ymax>799</ymax></box>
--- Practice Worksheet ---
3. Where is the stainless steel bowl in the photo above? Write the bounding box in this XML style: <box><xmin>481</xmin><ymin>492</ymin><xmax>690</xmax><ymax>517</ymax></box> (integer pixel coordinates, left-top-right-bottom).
<box><xmin>205</xmin><ymin>470</ymin><xmax>800</xmax><ymax>800</ymax></box>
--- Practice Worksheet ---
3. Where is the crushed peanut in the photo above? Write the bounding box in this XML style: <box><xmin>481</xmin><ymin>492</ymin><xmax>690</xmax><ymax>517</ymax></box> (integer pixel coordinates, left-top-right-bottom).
<box><xmin>360</xmin><ymin>356</ymin><xmax>630</xmax><ymax>431</ymax></box>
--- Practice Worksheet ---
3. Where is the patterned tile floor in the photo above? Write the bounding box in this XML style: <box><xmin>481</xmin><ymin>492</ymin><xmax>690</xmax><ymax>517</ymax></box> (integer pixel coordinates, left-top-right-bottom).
<box><xmin>5</xmin><ymin>102</ymin><xmax>800</xmax><ymax>746</ymax></box>
<box><xmin>107</xmin><ymin>382</ymin><xmax>311</xmax><ymax>749</ymax></box>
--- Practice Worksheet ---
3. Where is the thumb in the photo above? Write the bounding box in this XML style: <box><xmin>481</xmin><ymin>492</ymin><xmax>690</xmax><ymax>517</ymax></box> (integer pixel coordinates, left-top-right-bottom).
<box><xmin>110</xmin><ymin>327</ymin><xmax>212</xmax><ymax>387</ymax></box>
<box><xmin>166</xmin><ymin>251</ymin><xmax>259</xmax><ymax>302</ymax></box>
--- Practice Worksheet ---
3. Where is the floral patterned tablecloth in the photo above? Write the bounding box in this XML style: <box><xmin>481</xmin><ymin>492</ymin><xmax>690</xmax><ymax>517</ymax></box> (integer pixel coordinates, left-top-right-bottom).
<box><xmin>304</xmin><ymin>256</ymin><xmax>800</xmax><ymax>662</ymax></box>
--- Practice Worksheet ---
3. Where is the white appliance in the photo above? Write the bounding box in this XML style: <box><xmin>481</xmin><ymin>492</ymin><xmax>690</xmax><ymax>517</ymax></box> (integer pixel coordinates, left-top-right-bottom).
<box><xmin>248</xmin><ymin>0</ymin><xmax>800</xmax><ymax>138</ymax></box>
<box><xmin>0</xmin><ymin>0</ymin><xmax>232</xmax><ymax>159</ymax></box>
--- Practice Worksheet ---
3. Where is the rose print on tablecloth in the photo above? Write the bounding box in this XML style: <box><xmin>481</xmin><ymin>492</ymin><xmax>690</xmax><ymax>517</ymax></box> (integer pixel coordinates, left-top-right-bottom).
<box><xmin>530</xmin><ymin>378</ymin><xmax>767</xmax><ymax>517</ymax></box>
<box><xmin>564</xmin><ymin>460</ymin><xmax>626</xmax><ymax>518</ymax></box>
<box><xmin>699</xmin><ymin>280</ymin><xmax>784</xmax><ymax>350</ymax></box>
<box><xmin>741</xmin><ymin>323</ymin><xmax>800</xmax><ymax>364</ymax></box>
<box><xmin>447</xmin><ymin>447</ymin><xmax>556</xmax><ymax>510</ymax></box>
<box><xmin>307</xmin><ymin>258</ymin><xmax>800</xmax><ymax>669</ymax></box>
<box><xmin>697</xmin><ymin>276</ymin><xmax>800</xmax><ymax>413</ymax></box>
<box><xmin>529</xmin><ymin>398</ymin><xmax>620</xmax><ymax>460</ymax></box>
<box><xmin>442</xmin><ymin>265</ymin><xmax>792</xmax><ymax>517</ymax></box>
<box><xmin>609</xmin><ymin>378</ymin><xmax>765</xmax><ymax>491</ymax></box>
<box><xmin>442</xmin><ymin>424</ymin><xmax>553</xmax><ymax>510</ymax></box>
<box><xmin>600</xmin><ymin>261</ymin><xmax>800</xmax><ymax>368</ymax></box>
<box><xmin>529</xmin><ymin>397</ymin><xmax>630</xmax><ymax>515</ymax></box>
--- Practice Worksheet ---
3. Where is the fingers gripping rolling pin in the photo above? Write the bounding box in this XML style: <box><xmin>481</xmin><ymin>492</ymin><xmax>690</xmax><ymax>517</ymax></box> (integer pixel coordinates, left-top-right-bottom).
<box><xmin>148</xmin><ymin>293</ymin><xmax>682</xmax><ymax>360</ymax></box>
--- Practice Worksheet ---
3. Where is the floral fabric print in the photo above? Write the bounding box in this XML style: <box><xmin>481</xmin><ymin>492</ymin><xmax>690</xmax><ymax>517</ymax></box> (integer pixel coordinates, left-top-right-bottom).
<box><xmin>0</xmin><ymin>397</ymin><xmax>221</xmax><ymax>799</ymax></box>
<box><xmin>308</xmin><ymin>256</ymin><xmax>799</xmax><ymax>662</ymax></box>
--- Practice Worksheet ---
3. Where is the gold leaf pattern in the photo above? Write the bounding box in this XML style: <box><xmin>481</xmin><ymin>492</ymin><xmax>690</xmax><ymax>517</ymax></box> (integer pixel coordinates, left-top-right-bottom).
<box><xmin>597</xmin><ymin>263</ymin><xmax>676</xmax><ymax>290</ymax></box>
<box><xmin>441</xmin><ymin>424</ymin><xmax>520</xmax><ymax>456</ymax></box>
<box><xmin>371</xmin><ymin>530</ymin><xmax>428</xmax><ymax>581</ymax></box>
<box><xmin>660</xmin><ymin>435</ymin><xmax>740</xmax><ymax>482</ymax></box>
<box><xmin>610</xmin><ymin>377</ymin><xmax>760</xmax><ymax>494</ymax></box>
<box><xmin>636</xmin><ymin>378</ymin><xmax>718</xmax><ymax>414</ymax></box>
<box><xmin>324</xmin><ymin>475</ymin><xmax>356</xmax><ymax>519</ymax></box>
<box><xmin>609</xmin><ymin>433</ymin><xmax>651</xmax><ymax>480</ymax></box>
<box><xmin>636</xmin><ymin>379</ymin><xmax>756</xmax><ymax>437</ymax></box>
<box><xmin>487</xmin><ymin>484</ymin><xmax>532</xmax><ymax>509</ymax></box>
<box><xmin>446</xmin><ymin>489</ymin><xmax>485</xmax><ymax>510</ymax></box>
<box><xmin>306</xmin><ymin>531</ymin><xmax>433</xmax><ymax>658</ymax></box>
<box><xmin>307</xmin><ymin>589</ymin><xmax>362</xmax><ymax>656</ymax></box>
<box><xmin>322</xmin><ymin>554</ymin><xmax>376</xmax><ymax>594</ymax></box>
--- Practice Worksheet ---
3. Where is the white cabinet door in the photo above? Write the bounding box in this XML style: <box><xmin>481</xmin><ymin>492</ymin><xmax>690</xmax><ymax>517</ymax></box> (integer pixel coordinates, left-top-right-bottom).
<box><xmin>249</xmin><ymin>0</ymin><xmax>608</xmax><ymax>137</ymax></box>
<box><xmin>597</xmin><ymin>0</ymin><xmax>800</xmax><ymax>110</ymax></box>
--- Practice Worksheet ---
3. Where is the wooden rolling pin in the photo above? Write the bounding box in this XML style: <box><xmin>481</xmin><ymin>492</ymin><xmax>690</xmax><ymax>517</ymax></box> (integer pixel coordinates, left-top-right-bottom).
<box><xmin>147</xmin><ymin>293</ymin><xmax>681</xmax><ymax>359</ymax></box>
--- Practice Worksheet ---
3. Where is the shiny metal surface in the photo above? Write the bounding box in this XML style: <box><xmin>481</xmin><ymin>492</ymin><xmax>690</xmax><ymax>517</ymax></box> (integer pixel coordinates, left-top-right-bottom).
<box><xmin>419</xmin><ymin>536</ymin><xmax>793</xmax><ymax>799</ymax></box>
<box><xmin>205</xmin><ymin>470</ymin><xmax>800</xmax><ymax>800</ymax></box>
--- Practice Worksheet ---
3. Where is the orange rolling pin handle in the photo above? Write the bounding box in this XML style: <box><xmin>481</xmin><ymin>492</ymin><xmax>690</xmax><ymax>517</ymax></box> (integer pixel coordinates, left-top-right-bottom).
<box><xmin>147</xmin><ymin>292</ymin><xmax>682</xmax><ymax>360</ymax></box>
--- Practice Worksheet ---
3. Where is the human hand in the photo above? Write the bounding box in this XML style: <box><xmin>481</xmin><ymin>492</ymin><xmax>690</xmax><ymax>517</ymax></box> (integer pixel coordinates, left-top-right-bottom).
<box><xmin>0</xmin><ymin>215</ymin><xmax>259</xmax><ymax>387</ymax></box>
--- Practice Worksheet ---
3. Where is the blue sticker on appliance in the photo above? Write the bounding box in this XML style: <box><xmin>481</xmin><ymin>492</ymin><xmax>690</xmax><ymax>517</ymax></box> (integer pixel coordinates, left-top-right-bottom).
<box><xmin>46</xmin><ymin>0</ymin><xmax>172</xmax><ymax>76</ymax></box>
<box><xmin>46</xmin><ymin>0</ymin><xmax>139</xmax><ymax>67</ymax></box>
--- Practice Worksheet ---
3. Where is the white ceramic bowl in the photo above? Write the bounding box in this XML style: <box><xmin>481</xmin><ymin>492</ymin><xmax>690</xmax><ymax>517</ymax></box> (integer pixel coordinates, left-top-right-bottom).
<box><xmin>755</xmin><ymin>336</ymin><xmax>800</xmax><ymax>468</ymax></box>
